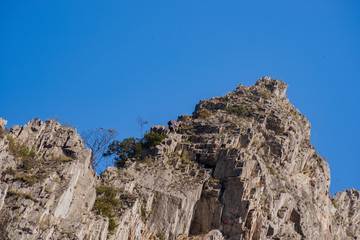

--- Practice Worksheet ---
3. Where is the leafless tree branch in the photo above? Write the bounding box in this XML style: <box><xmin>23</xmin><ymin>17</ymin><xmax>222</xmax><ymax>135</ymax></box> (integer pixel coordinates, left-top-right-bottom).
<box><xmin>81</xmin><ymin>128</ymin><xmax>118</xmax><ymax>169</ymax></box>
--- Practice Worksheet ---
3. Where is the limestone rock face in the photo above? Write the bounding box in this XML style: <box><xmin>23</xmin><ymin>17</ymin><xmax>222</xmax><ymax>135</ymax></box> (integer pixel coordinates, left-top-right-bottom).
<box><xmin>97</xmin><ymin>130</ymin><xmax>210</xmax><ymax>240</ymax></box>
<box><xmin>0</xmin><ymin>77</ymin><xmax>359</xmax><ymax>240</ymax></box>
<box><xmin>171</xmin><ymin>77</ymin><xmax>343</xmax><ymax>240</ymax></box>
<box><xmin>332</xmin><ymin>189</ymin><xmax>360</xmax><ymax>239</ymax></box>
<box><xmin>0</xmin><ymin>118</ymin><xmax>107</xmax><ymax>240</ymax></box>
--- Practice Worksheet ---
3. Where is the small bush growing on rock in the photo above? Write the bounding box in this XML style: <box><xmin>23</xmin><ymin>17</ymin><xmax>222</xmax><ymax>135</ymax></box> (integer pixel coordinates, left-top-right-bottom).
<box><xmin>7</xmin><ymin>136</ymin><xmax>39</xmax><ymax>170</ymax></box>
<box><xmin>108</xmin><ymin>218</ymin><xmax>117</xmax><ymax>233</ymax></box>
<box><xmin>196</xmin><ymin>109</ymin><xmax>212</xmax><ymax>119</ymax></box>
<box><xmin>0</xmin><ymin>126</ymin><xmax>5</xmax><ymax>139</ymax></box>
<box><xmin>104</xmin><ymin>137</ymin><xmax>143</xmax><ymax>168</ymax></box>
<box><xmin>156</xmin><ymin>233</ymin><xmax>166</xmax><ymax>240</ymax></box>
<box><xmin>259</xmin><ymin>88</ymin><xmax>272</xmax><ymax>99</ymax></box>
<box><xmin>93</xmin><ymin>185</ymin><xmax>120</xmax><ymax>216</ymax></box>
<box><xmin>179</xmin><ymin>128</ymin><xmax>195</xmax><ymax>135</ymax></box>
<box><xmin>140</xmin><ymin>205</ymin><xmax>147</xmax><ymax>221</ymax></box>
<box><xmin>225</xmin><ymin>105</ymin><xmax>253</xmax><ymax>117</ymax></box>
<box><xmin>142</xmin><ymin>131</ymin><xmax>166</xmax><ymax>150</ymax></box>
<box><xmin>105</xmin><ymin>131</ymin><xmax>166</xmax><ymax>168</ymax></box>
<box><xmin>8</xmin><ymin>137</ymin><xmax>36</xmax><ymax>160</ymax></box>
<box><xmin>14</xmin><ymin>172</ymin><xmax>44</xmax><ymax>186</ymax></box>
<box><xmin>268</xmin><ymin>166</ymin><xmax>277</xmax><ymax>176</ymax></box>
<box><xmin>348</xmin><ymin>209</ymin><xmax>354</xmax><ymax>217</ymax></box>
<box><xmin>6</xmin><ymin>188</ymin><xmax>36</xmax><ymax>202</ymax></box>
<box><xmin>178</xmin><ymin>151</ymin><xmax>191</xmax><ymax>161</ymax></box>
<box><xmin>93</xmin><ymin>185</ymin><xmax>120</xmax><ymax>233</ymax></box>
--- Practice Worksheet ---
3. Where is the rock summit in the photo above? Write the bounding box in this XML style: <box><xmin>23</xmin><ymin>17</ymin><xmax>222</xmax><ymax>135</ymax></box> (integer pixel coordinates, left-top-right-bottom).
<box><xmin>0</xmin><ymin>77</ymin><xmax>359</xmax><ymax>239</ymax></box>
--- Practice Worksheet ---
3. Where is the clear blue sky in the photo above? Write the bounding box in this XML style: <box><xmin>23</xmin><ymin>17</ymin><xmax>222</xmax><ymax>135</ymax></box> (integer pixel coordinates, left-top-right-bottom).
<box><xmin>1</xmin><ymin>0</ymin><xmax>359</xmax><ymax>195</ymax></box>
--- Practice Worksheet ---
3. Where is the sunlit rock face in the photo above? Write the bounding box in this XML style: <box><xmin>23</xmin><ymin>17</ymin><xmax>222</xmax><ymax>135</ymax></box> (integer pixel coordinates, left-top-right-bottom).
<box><xmin>0</xmin><ymin>77</ymin><xmax>358</xmax><ymax>240</ymax></box>
<box><xmin>332</xmin><ymin>189</ymin><xmax>360</xmax><ymax>239</ymax></box>
<box><xmin>0</xmin><ymin>118</ymin><xmax>107</xmax><ymax>240</ymax></box>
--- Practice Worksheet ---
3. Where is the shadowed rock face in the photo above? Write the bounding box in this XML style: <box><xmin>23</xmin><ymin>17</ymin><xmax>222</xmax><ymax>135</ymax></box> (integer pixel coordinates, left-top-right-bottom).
<box><xmin>0</xmin><ymin>77</ymin><xmax>359</xmax><ymax>240</ymax></box>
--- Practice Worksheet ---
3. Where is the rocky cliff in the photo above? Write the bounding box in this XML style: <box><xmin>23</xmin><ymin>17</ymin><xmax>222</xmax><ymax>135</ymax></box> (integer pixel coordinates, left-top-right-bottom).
<box><xmin>0</xmin><ymin>77</ymin><xmax>359</xmax><ymax>240</ymax></box>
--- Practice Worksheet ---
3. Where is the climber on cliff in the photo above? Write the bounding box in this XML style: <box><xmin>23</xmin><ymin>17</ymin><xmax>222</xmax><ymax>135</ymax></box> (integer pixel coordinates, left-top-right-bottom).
<box><xmin>168</xmin><ymin>120</ymin><xmax>178</xmax><ymax>132</ymax></box>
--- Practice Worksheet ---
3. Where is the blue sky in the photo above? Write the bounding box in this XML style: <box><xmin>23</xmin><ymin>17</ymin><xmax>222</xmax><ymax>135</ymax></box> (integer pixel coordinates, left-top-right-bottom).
<box><xmin>1</xmin><ymin>0</ymin><xmax>359</xmax><ymax>195</ymax></box>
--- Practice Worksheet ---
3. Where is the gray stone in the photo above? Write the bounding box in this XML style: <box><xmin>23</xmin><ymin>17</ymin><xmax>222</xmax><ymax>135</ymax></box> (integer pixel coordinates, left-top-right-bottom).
<box><xmin>0</xmin><ymin>118</ymin><xmax>7</xmax><ymax>130</ymax></box>
<box><xmin>0</xmin><ymin>78</ymin><xmax>358</xmax><ymax>240</ymax></box>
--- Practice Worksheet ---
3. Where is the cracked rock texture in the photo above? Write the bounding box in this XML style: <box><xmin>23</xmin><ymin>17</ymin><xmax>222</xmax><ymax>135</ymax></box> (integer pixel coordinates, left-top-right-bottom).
<box><xmin>332</xmin><ymin>189</ymin><xmax>360</xmax><ymax>239</ymax></box>
<box><xmin>0</xmin><ymin>77</ymin><xmax>359</xmax><ymax>239</ymax></box>
<box><xmin>0</xmin><ymin>118</ymin><xmax>107</xmax><ymax>240</ymax></box>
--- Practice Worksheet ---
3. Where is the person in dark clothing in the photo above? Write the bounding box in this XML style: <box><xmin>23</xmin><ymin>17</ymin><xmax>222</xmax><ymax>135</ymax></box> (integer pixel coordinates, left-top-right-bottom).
<box><xmin>168</xmin><ymin>120</ymin><xmax>178</xmax><ymax>132</ymax></box>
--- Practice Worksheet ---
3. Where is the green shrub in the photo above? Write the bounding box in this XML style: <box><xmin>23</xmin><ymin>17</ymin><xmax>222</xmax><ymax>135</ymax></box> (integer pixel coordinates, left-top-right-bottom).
<box><xmin>176</xmin><ymin>152</ymin><xmax>190</xmax><ymax>163</ymax></box>
<box><xmin>8</xmin><ymin>137</ymin><xmax>36</xmax><ymax>158</ymax></box>
<box><xmin>0</xmin><ymin>126</ymin><xmax>5</xmax><ymax>139</ymax></box>
<box><xmin>7</xmin><ymin>136</ymin><xmax>38</xmax><ymax>170</ymax></box>
<box><xmin>156</xmin><ymin>233</ymin><xmax>166</xmax><ymax>240</ymax></box>
<box><xmin>93</xmin><ymin>185</ymin><xmax>120</xmax><ymax>233</ymax></box>
<box><xmin>105</xmin><ymin>131</ymin><xmax>166</xmax><ymax>168</ymax></box>
<box><xmin>259</xmin><ymin>88</ymin><xmax>271</xmax><ymax>99</ymax></box>
<box><xmin>94</xmin><ymin>185</ymin><xmax>119</xmax><ymax>209</ymax></box>
<box><xmin>104</xmin><ymin>137</ymin><xmax>143</xmax><ymax>168</ymax></box>
<box><xmin>348</xmin><ymin>209</ymin><xmax>354</xmax><ymax>217</ymax></box>
<box><xmin>143</xmin><ymin>131</ymin><xmax>166</xmax><ymax>150</ymax></box>
<box><xmin>268</xmin><ymin>166</ymin><xmax>278</xmax><ymax>176</ymax></box>
<box><xmin>225</xmin><ymin>106</ymin><xmax>253</xmax><ymax>117</ymax></box>
<box><xmin>179</xmin><ymin>128</ymin><xmax>195</xmax><ymax>135</ymax></box>
<box><xmin>14</xmin><ymin>172</ymin><xmax>44</xmax><ymax>186</ymax></box>
<box><xmin>140</xmin><ymin>205</ymin><xmax>147</xmax><ymax>221</ymax></box>
<box><xmin>197</xmin><ymin>109</ymin><xmax>212</xmax><ymax>119</ymax></box>
<box><xmin>179</xmin><ymin>128</ymin><xmax>186</xmax><ymax>134</ymax></box>
<box><xmin>108</xmin><ymin>218</ymin><xmax>118</xmax><ymax>233</ymax></box>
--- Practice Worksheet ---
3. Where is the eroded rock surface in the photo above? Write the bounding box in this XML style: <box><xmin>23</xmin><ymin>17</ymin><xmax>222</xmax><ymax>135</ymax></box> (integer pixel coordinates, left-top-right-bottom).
<box><xmin>177</xmin><ymin>77</ymin><xmax>336</xmax><ymax>239</ymax></box>
<box><xmin>0</xmin><ymin>77</ymin><xmax>359</xmax><ymax>240</ymax></box>
<box><xmin>0</xmin><ymin>118</ymin><xmax>107</xmax><ymax>240</ymax></box>
<box><xmin>332</xmin><ymin>189</ymin><xmax>360</xmax><ymax>239</ymax></box>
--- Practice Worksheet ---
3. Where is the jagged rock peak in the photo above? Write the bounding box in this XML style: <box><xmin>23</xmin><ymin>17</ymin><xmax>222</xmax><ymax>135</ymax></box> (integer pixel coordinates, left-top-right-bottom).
<box><xmin>0</xmin><ymin>118</ymin><xmax>7</xmax><ymax>130</ymax></box>
<box><xmin>0</xmin><ymin>78</ymin><xmax>359</xmax><ymax>240</ymax></box>
<box><xmin>255</xmin><ymin>76</ymin><xmax>288</xmax><ymax>98</ymax></box>
<box><xmin>234</xmin><ymin>76</ymin><xmax>288</xmax><ymax>99</ymax></box>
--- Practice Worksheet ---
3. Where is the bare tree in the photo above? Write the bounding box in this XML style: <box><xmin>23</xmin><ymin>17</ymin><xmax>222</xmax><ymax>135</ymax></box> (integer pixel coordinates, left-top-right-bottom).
<box><xmin>137</xmin><ymin>116</ymin><xmax>148</xmax><ymax>138</ymax></box>
<box><xmin>82</xmin><ymin>128</ymin><xmax>118</xmax><ymax>169</ymax></box>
